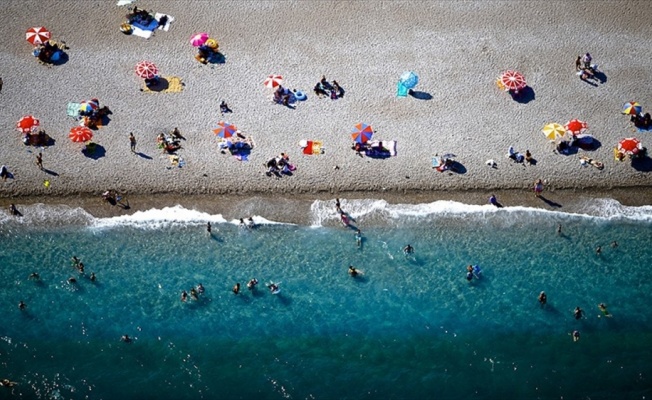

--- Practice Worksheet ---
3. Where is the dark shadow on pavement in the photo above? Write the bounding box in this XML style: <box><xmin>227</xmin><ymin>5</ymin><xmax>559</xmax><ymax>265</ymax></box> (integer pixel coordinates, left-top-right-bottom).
<box><xmin>409</xmin><ymin>90</ymin><xmax>433</xmax><ymax>100</ymax></box>
<box><xmin>43</xmin><ymin>168</ymin><xmax>59</xmax><ymax>176</ymax></box>
<box><xmin>83</xmin><ymin>144</ymin><xmax>106</xmax><ymax>159</ymax></box>
<box><xmin>136</xmin><ymin>152</ymin><xmax>153</xmax><ymax>160</ymax></box>
<box><xmin>632</xmin><ymin>156</ymin><xmax>652</xmax><ymax>172</ymax></box>
<box><xmin>511</xmin><ymin>86</ymin><xmax>535</xmax><ymax>104</ymax></box>
<box><xmin>539</xmin><ymin>195</ymin><xmax>562</xmax><ymax>208</ymax></box>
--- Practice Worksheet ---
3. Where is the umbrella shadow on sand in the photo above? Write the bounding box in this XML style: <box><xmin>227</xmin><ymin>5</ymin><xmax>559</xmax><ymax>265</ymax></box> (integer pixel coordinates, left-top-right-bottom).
<box><xmin>448</xmin><ymin>161</ymin><xmax>467</xmax><ymax>174</ymax></box>
<box><xmin>510</xmin><ymin>86</ymin><xmax>535</xmax><ymax>104</ymax></box>
<box><xmin>83</xmin><ymin>144</ymin><xmax>106</xmax><ymax>160</ymax></box>
<box><xmin>408</xmin><ymin>90</ymin><xmax>433</xmax><ymax>100</ymax></box>
<box><xmin>208</xmin><ymin>52</ymin><xmax>226</xmax><ymax>64</ymax></box>
<box><xmin>632</xmin><ymin>156</ymin><xmax>652</xmax><ymax>172</ymax></box>
<box><xmin>141</xmin><ymin>78</ymin><xmax>169</xmax><ymax>92</ymax></box>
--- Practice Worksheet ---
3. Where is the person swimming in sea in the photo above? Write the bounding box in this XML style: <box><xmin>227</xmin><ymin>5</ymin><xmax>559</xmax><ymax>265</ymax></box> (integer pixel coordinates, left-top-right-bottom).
<box><xmin>232</xmin><ymin>283</ymin><xmax>240</xmax><ymax>295</ymax></box>
<box><xmin>71</xmin><ymin>256</ymin><xmax>80</xmax><ymax>267</ymax></box>
<box><xmin>68</xmin><ymin>277</ymin><xmax>77</xmax><ymax>284</ymax></box>
<box><xmin>197</xmin><ymin>283</ymin><xmax>205</xmax><ymax>294</ymax></box>
<box><xmin>268</xmin><ymin>282</ymin><xmax>279</xmax><ymax>293</ymax></box>
<box><xmin>77</xmin><ymin>262</ymin><xmax>85</xmax><ymax>274</ymax></box>
<box><xmin>247</xmin><ymin>278</ymin><xmax>258</xmax><ymax>290</ymax></box>
<box><xmin>90</xmin><ymin>272</ymin><xmax>96</xmax><ymax>282</ymax></box>
<box><xmin>538</xmin><ymin>291</ymin><xmax>547</xmax><ymax>306</ymax></box>
<box><xmin>466</xmin><ymin>271</ymin><xmax>474</xmax><ymax>281</ymax></box>
<box><xmin>28</xmin><ymin>272</ymin><xmax>40</xmax><ymax>280</ymax></box>
<box><xmin>355</xmin><ymin>229</ymin><xmax>362</xmax><ymax>247</ymax></box>
<box><xmin>598</xmin><ymin>303</ymin><xmax>612</xmax><ymax>317</ymax></box>
<box><xmin>190</xmin><ymin>287</ymin><xmax>199</xmax><ymax>301</ymax></box>
<box><xmin>403</xmin><ymin>244</ymin><xmax>414</xmax><ymax>255</ymax></box>
<box><xmin>18</xmin><ymin>301</ymin><xmax>26</xmax><ymax>310</ymax></box>
<box><xmin>181</xmin><ymin>290</ymin><xmax>188</xmax><ymax>302</ymax></box>
<box><xmin>348</xmin><ymin>265</ymin><xmax>359</xmax><ymax>277</ymax></box>
<box><xmin>247</xmin><ymin>217</ymin><xmax>255</xmax><ymax>229</ymax></box>
<box><xmin>121</xmin><ymin>334</ymin><xmax>132</xmax><ymax>343</ymax></box>
<box><xmin>574</xmin><ymin>306</ymin><xmax>584</xmax><ymax>320</ymax></box>
<box><xmin>572</xmin><ymin>330</ymin><xmax>580</xmax><ymax>342</ymax></box>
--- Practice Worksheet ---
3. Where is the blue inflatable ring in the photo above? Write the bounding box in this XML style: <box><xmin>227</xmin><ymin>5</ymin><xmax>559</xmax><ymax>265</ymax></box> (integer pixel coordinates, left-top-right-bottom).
<box><xmin>294</xmin><ymin>91</ymin><xmax>307</xmax><ymax>101</ymax></box>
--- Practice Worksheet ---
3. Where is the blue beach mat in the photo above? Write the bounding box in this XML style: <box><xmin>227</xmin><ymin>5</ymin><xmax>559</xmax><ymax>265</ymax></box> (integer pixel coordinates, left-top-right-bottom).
<box><xmin>396</xmin><ymin>82</ymin><xmax>408</xmax><ymax>97</ymax></box>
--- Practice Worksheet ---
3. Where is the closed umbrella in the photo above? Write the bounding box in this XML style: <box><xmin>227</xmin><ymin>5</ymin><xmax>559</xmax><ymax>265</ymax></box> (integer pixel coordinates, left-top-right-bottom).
<box><xmin>542</xmin><ymin>123</ymin><xmax>566</xmax><ymax>141</ymax></box>
<box><xmin>17</xmin><ymin>115</ymin><xmax>40</xmax><ymax>133</ymax></box>
<box><xmin>26</xmin><ymin>27</ymin><xmax>51</xmax><ymax>46</ymax></box>
<box><xmin>351</xmin><ymin>123</ymin><xmax>374</xmax><ymax>144</ymax></box>
<box><xmin>135</xmin><ymin>61</ymin><xmax>158</xmax><ymax>80</ymax></box>
<box><xmin>69</xmin><ymin>126</ymin><xmax>93</xmax><ymax>142</ymax></box>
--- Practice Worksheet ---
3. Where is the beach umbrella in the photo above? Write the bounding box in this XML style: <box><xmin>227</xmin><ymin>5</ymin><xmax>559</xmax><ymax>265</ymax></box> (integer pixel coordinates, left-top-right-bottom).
<box><xmin>16</xmin><ymin>115</ymin><xmax>40</xmax><ymax>133</ymax></box>
<box><xmin>26</xmin><ymin>27</ymin><xmax>51</xmax><ymax>46</ymax></box>
<box><xmin>264</xmin><ymin>75</ymin><xmax>283</xmax><ymax>89</ymax></box>
<box><xmin>135</xmin><ymin>61</ymin><xmax>158</xmax><ymax>80</ymax></box>
<box><xmin>190</xmin><ymin>32</ymin><xmax>209</xmax><ymax>47</ymax></box>
<box><xmin>499</xmin><ymin>70</ymin><xmax>527</xmax><ymax>91</ymax></box>
<box><xmin>351</xmin><ymin>123</ymin><xmax>374</xmax><ymax>144</ymax></box>
<box><xmin>622</xmin><ymin>101</ymin><xmax>642</xmax><ymax>116</ymax></box>
<box><xmin>399</xmin><ymin>71</ymin><xmax>419</xmax><ymax>89</ymax></box>
<box><xmin>618</xmin><ymin>137</ymin><xmax>642</xmax><ymax>155</ymax></box>
<box><xmin>79</xmin><ymin>99</ymin><xmax>99</xmax><ymax>114</ymax></box>
<box><xmin>69</xmin><ymin>126</ymin><xmax>93</xmax><ymax>142</ymax></box>
<box><xmin>213</xmin><ymin>121</ymin><xmax>238</xmax><ymax>139</ymax></box>
<box><xmin>542</xmin><ymin>123</ymin><xmax>566</xmax><ymax>141</ymax></box>
<box><xmin>565</xmin><ymin>119</ymin><xmax>588</xmax><ymax>136</ymax></box>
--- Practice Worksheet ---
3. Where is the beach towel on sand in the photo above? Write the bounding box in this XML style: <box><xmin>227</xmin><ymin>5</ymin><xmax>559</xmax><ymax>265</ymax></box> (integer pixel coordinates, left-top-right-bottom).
<box><xmin>130</xmin><ymin>26</ymin><xmax>154</xmax><ymax>39</ymax></box>
<box><xmin>300</xmin><ymin>140</ymin><xmax>324</xmax><ymax>155</ymax></box>
<box><xmin>141</xmin><ymin>76</ymin><xmax>184</xmax><ymax>93</ymax></box>
<box><xmin>67</xmin><ymin>102</ymin><xmax>82</xmax><ymax>118</ymax></box>
<box><xmin>154</xmin><ymin>13</ymin><xmax>174</xmax><ymax>31</ymax></box>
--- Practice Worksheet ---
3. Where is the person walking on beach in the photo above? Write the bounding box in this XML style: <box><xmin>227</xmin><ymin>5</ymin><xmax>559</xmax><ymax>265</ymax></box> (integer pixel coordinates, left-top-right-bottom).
<box><xmin>533</xmin><ymin>179</ymin><xmax>544</xmax><ymax>197</ymax></box>
<box><xmin>129</xmin><ymin>132</ymin><xmax>137</xmax><ymax>153</ymax></box>
<box><xmin>36</xmin><ymin>152</ymin><xmax>43</xmax><ymax>170</ymax></box>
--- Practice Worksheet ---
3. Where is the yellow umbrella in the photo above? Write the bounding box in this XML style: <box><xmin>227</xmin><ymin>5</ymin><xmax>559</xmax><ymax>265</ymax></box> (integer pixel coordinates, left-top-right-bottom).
<box><xmin>542</xmin><ymin>123</ymin><xmax>565</xmax><ymax>141</ymax></box>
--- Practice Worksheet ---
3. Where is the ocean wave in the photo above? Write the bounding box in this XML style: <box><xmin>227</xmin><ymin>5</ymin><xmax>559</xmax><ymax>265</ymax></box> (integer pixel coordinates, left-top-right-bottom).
<box><xmin>309</xmin><ymin>198</ymin><xmax>652</xmax><ymax>226</ymax></box>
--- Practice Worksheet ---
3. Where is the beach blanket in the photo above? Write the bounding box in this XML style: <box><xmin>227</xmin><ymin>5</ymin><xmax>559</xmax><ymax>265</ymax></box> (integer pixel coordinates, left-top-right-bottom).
<box><xmin>154</xmin><ymin>13</ymin><xmax>174</xmax><ymax>31</ymax></box>
<box><xmin>396</xmin><ymin>82</ymin><xmax>408</xmax><ymax>97</ymax></box>
<box><xmin>116</xmin><ymin>0</ymin><xmax>134</xmax><ymax>5</ymax></box>
<box><xmin>131</xmin><ymin>26</ymin><xmax>154</xmax><ymax>39</ymax></box>
<box><xmin>66</xmin><ymin>102</ymin><xmax>81</xmax><ymax>118</ymax></box>
<box><xmin>141</xmin><ymin>76</ymin><xmax>184</xmax><ymax>93</ymax></box>
<box><xmin>300</xmin><ymin>140</ymin><xmax>323</xmax><ymax>155</ymax></box>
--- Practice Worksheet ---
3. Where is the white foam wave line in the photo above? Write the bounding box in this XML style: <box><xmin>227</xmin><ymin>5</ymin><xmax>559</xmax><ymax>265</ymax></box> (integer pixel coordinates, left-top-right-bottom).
<box><xmin>309</xmin><ymin>198</ymin><xmax>652</xmax><ymax>226</ymax></box>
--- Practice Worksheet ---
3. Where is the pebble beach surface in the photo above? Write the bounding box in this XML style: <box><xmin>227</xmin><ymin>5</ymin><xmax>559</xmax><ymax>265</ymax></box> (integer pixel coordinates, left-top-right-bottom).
<box><xmin>1</xmin><ymin>1</ymin><xmax>651</xmax><ymax>207</ymax></box>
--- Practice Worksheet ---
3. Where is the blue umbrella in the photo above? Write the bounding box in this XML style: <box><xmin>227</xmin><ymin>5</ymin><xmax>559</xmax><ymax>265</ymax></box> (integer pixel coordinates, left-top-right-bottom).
<box><xmin>399</xmin><ymin>71</ymin><xmax>419</xmax><ymax>89</ymax></box>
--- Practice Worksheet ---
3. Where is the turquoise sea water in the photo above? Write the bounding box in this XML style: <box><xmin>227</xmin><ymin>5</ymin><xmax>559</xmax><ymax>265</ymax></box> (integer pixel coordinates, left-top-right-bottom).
<box><xmin>1</xmin><ymin>199</ymin><xmax>651</xmax><ymax>399</ymax></box>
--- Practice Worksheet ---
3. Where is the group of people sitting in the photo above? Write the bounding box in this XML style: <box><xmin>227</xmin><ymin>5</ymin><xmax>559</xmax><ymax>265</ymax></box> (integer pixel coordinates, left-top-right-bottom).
<box><xmin>273</xmin><ymin>85</ymin><xmax>296</xmax><ymax>106</ymax></box>
<box><xmin>313</xmin><ymin>76</ymin><xmax>344</xmax><ymax>99</ymax></box>
<box><xmin>631</xmin><ymin>112</ymin><xmax>652</xmax><ymax>130</ymax></box>
<box><xmin>22</xmin><ymin>130</ymin><xmax>50</xmax><ymax>146</ymax></box>
<box><xmin>195</xmin><ymin>39</ymin><xmax>219</xmax><ymax>64</ymax></box>
<box><xmin>507</xmin><ymin>146</ymin><xmax>533</xmax><ymax>163</ymax></box>
<box><xmin>79</xmin><ymin>99</ymin><xmax>112</xmax><ymax>129</ymax></box>
<box><xmin>157</xmin><ymin>131</ymin><xmax>182</xmax><ymax>153</ymax></box>
<box><xmin>264</xmin><ymin>153</ymin><xmax>295</xmax><ymax>176</ymax></box>
<box><xmin>351</xmin><ymin>140</ymin><xmax>392</xmax><ymax>158</ymax></box>
<box><xmin>33</xmin><ymin>40</ymin><xmax>67</xmax><ymax>64</ymax></box>
<box><xmin>218</xmin><ymin>134</ymin><xmax>254</xmax><ymax>155</ymax></box>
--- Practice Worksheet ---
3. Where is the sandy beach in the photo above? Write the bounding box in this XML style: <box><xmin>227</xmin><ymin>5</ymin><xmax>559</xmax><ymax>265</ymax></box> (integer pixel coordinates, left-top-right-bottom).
<box><xmin>1</xmin><ymin>0</ymin><xmax>652</xmax><ymax>210</ymax></box>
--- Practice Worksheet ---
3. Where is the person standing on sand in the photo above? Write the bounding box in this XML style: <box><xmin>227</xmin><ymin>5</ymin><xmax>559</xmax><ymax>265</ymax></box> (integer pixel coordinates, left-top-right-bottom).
<box><xmin>575</xmin><ymin>56</ymin><xmax>582</xmax><ymax>71</ymax></box>
<box><xmin>129</xmin><ymin>132</ymin><xmax>137</xmax><ymax>153</ymax></box>
<box><xmin>534</xmin><ymin>179</ymin><xmax>544</xmax><ymax>197</ymax></box>
<box><xmin>36</xmin><ymin>152</ymin><xmax>43</xmax><ymax>170</ymax></box>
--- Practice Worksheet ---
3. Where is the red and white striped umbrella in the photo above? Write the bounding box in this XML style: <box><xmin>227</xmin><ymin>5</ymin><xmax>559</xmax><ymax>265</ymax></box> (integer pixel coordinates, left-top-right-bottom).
<box><xmin>500</xmin><ymin>70</ymin><xmax>527</xmax><ymax>91</ymax></box>
<box><xmin>26</xmin><ymin>27</ymin><xmax>51</xmax><ymax>46</ymax></box>
<box><xmin>263</xmin><ymin>74</ymin><xmax>283</xmax><ymax>89</ymax></box>
<box><xmin>69</xmin><ymin>126</ymin><xmax>93</xmax><ymax>143</ymax></box>
<box><xmin>618</xmin><ymin>137</ymin><xmax>642</xmax><ymax>155</ymax></box>
<box><xmin>16</xmin><ymin>115</ymin><xmax>40</xmax><ymax>133</ymax></box>
<box><xmin>565</xmin><ymin>119</ymin><xmax>588</xmax><ymax>136</ymax></box>
<box><xmin>135</xmin><ymin>61</ymin><xmax>158</xmax><ymax>80</ymax></box>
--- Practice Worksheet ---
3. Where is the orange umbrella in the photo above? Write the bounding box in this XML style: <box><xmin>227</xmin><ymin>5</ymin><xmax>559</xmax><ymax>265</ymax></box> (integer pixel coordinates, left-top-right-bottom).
<box><xmin>69</xmin><ymin>126</ymin><xmax>93</xmax><ymax>142</ymax></box>
<box><xmin>17</xmin><ymin>115</ymin><xmax>40</xmax><ymax>133</ymax></box>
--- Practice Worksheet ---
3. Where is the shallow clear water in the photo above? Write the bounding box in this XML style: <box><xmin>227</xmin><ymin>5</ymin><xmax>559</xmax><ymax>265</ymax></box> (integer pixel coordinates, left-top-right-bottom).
<box><xmin>1</xmin><ymin>200</ymin><xmax>651</xmax><ymax>399</ymax></box>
